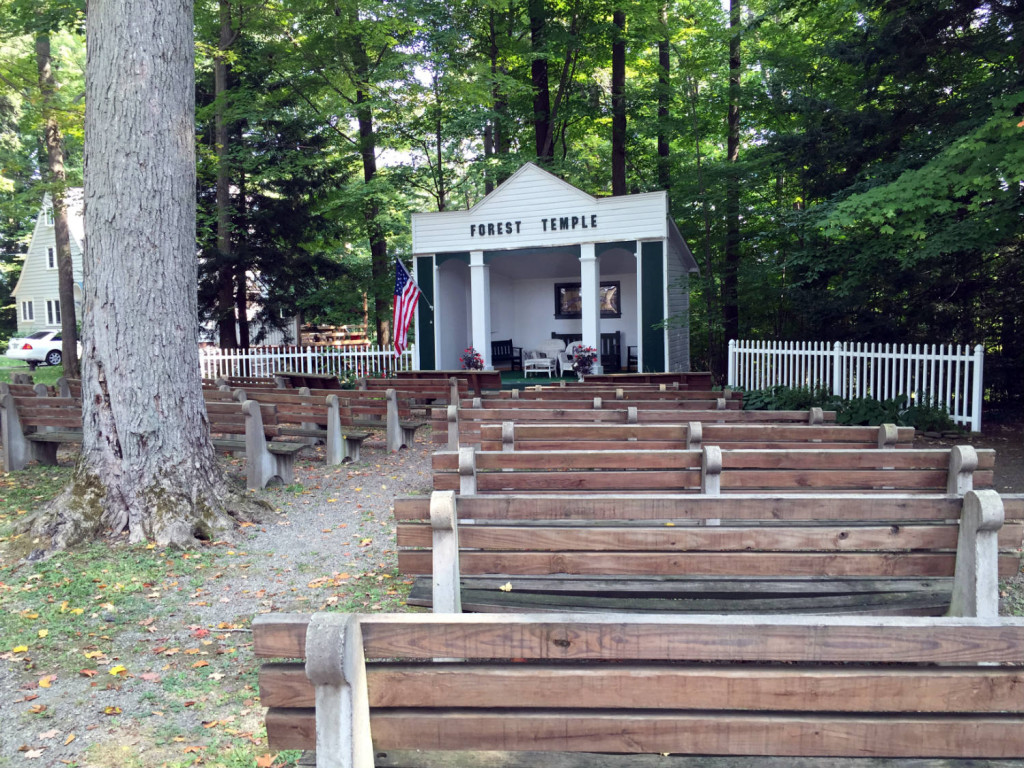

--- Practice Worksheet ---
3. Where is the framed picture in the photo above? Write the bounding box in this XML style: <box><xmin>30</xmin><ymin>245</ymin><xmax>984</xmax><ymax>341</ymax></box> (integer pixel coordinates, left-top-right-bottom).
<box><xmin>554</xmin><ymin>281</ymin><xmax>621</xmax><ymax>319</ymax></box>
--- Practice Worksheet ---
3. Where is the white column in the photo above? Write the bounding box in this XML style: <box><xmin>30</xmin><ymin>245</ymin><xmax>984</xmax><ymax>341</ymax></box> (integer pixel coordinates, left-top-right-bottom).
<box><xmin>579</xmin><ymin>243</ymin><xmax>601</xmax><ymax>374</ymax></box>
<box><xmin>469</xmin><ymin>250</ymin><xmax>492</xmax><ymax>369</ymax></box>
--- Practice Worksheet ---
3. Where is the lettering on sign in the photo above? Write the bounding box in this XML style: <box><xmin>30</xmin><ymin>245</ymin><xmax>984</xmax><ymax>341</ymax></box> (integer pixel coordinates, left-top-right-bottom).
<box><xmin>470</xmin><ymin>221</ymin><xmax>522</xmax><ymax>237</ymax></box>
<box><xmin>468</xmin><ymin>214</ymin><xmax>598</xmax><ymax>237</ymax></box>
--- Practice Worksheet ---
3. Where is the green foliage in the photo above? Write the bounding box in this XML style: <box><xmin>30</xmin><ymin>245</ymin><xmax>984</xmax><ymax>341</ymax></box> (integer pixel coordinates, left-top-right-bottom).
<box><xmin>741</xmin><ymin>385</ymin><xmax>961</xmax><ymax>431</ymax></box>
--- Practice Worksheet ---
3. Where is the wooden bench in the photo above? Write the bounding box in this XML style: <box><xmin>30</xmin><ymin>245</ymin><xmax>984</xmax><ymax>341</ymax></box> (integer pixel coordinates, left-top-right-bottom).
<box><xmin>205</xmin><ymin>400</ymin><xmax>306</xmax><ymax>489</ymax></box>
<box><xmin>252</xmin><ymin>611</ymin><xmax>1024</xmax><ymax>766</ymax></box>
<box><xmin>583</xmin><ymin>371</ymin><xmax>715</xmax><ymax>387</ymax></box>
<box><xmin>462</xmin><ymin>395</ymin><xmax>743</xmax><ymax>411</ymax></box>
<box><xmin>1</xmin><ymin>394</ymin><xmax>83</xmax><ymax>471</ymax></box>
<box><xmin>221</xmin><ymin>389</ymin><xmax>369</xmax><ymax>463</ymax></box>
<box><xmin>214</xmin><ymin>375</ymin><xmax>282</xmax><ymax>390</ymax></box>
<box><xmin>480</xmin><ymin>421</ymin><xmax>915</xmax><ymax>451</ymax></box>
<box><xmin>433</xmin><ymin>445</ymin><xmax>994</xmax><ymax>495</ymax></box>
<box><xmin>435</xmin><ymin>405</ymin><xmax>837</xmax><ymax>447</ymax></box>
<box><xmin>515</xmin><ymin>384</ymin><xmax>744</xmax><ymax>403</ymax></box>
<box><xmin>55</xmin><ymin>377</ymin><xmax>81</xmax><ymax>399</ymax></box>
<box><xmin>398</xmin><ymin>489</ymin><xmax>1019</xmax><ymax>615</ymax></box>
<box><xmin>393</xmin><ymin>369</ymin><xmax>503</xmax><ymax>396</ymax></box>
<box><xmin>490</xmin><ymin>339</ymin><xmax>523</xmax><ymax>371</ymax></box>
<box><xmin>274</xmin><ymin>371</ymin><xmax>344</xmax><ymax>390</ymax></box>
<box><xmin>306</xmin><ymin>388</ymin><xmax>428</xmax><ymax>452</ymax></box>
<box><xmin>358</xmin><ymin>375</ymin><xmax>470</xmax><ymax>407</ymax></box>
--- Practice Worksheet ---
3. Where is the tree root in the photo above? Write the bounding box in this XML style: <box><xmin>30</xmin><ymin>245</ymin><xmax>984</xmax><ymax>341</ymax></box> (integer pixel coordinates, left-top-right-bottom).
<box><xmin>8</xmin><ymin>462</ymin><xmax>271</xmax><ymax>561</ymax></box>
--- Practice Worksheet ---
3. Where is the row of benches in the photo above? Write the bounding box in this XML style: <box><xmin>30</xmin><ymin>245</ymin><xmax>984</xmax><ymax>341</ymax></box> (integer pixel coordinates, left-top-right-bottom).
<box><xmin>1</xmin><ymin>383</ymin><xmax>429</xmax><ymax>488</ymax></box>
<box><xmin>251</xmin><ymin>371</ymin><xmax>1024</xmax><ymax>766</ymax></box>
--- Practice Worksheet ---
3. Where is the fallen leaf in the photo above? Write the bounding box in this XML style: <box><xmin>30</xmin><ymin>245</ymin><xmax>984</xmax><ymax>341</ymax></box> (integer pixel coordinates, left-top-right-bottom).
<box><xmin>22</xmin><ymin>749</ymin><xmax>44</xmax><ymax>759</ymax></box>
<box><xmin>108</xmin><ymin>665</ymin><xmax>127</xmax><ymax>677</ymax></box>
<box><xmin>38</xmin><ymin>675</ymin><xmax>56</xmax><ymax>688</ymax></box>
<box><xmin>63</xmin><ymin>734</ymin><xmax>75</xmax><ymax>746</ymax></box>
<box><xmin>139</xmin><ymin>673</ymin><xmax>161</xmax><ymax>683</ymax></box>
<box><xmin>256</xmin><ymin>754</ymin><xmax>277</xmax><ymax>768</ymax></box>
<box><xmin>183</xmin><ymin>746</ymin><xmax>205</xmax><ymax>754</ymax></box>
<box><xmin>28</xmin><ymin>705</ymin><xmax>46</xmax><ymax>714</ymax></box>
<box><xmin>202</xmin><ymin>720</ymin><xmax>219</xmax><ymax>729</ymax></box>
<box><xmin>12</xmin><ymin>645</ymin><xmax>28</xmax><ymax>653</ymax></box>
<box><xmin>191</xmin><ymin>660</ymin><xmax>209</xmax><ymax>669</ymax></box>
<box><xmin>37</xmin><ymin>730</ymin><xmax>59</xmax><ymax>741</ymax></box>
<box><xmin>103</xmin><ymin>706</ymin><xmax>121</xmax><ymax>716</ymax></box>
<box><xmin>499</xmin><ymin>582</ymin><xmax>513</xmax><ymax>592</ymax></box>
<box><xmin>37</xmin><ymin>630</ymin><xmax>48</xmax><ymax>639</ymax></box>
<box><xmin>79</xmin><ymin>669</ymin><xmax>97</xmax><ymax>678</ymax></box>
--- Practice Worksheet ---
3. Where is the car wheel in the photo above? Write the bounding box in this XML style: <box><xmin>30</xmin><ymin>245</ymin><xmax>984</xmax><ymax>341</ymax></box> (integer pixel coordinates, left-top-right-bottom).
<box><xmin>45</xmin><ymin>349</ymin><xmax>62</xmax><ymax>367</ymax></box>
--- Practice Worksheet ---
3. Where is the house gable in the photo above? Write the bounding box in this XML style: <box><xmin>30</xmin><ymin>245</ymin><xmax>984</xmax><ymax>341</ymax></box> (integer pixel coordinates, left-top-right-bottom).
<box><xmin>11</xmin><ymin>190</ymin><xmax>85</xmax><ymax>333</ymax></box>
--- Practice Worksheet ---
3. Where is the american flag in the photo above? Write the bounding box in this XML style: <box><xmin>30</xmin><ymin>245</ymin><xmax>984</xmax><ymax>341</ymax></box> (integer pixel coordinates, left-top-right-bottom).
<box><xmin>392</xmin><ymin>258</ymin><xmax>421</xmax><ymax>356</ymax></box>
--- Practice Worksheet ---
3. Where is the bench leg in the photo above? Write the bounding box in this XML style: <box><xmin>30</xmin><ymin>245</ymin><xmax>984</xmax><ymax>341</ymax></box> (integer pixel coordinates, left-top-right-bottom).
<box><xmin>2</xmin><ymin>401</ymin><xmax>60</xmax><ymax>471</ymax></box>
<box><xmin>305</xmin><ymin>613</ymin><xmax>374</xmax><ymax>768</ymax></box>
<box><xmin>949</xmin><ymin>490</ymin><xmax>1003</xmax><ymax>618</ymax></box>
<box><xmin>430</xmin><ymin>491</ymin><xmax>461</xmax><ymax>613</ymax></box>
<box><xmin>343</xmin><ymin>437</ymin><xmax>364</xmax><ymax>463</ymax></box>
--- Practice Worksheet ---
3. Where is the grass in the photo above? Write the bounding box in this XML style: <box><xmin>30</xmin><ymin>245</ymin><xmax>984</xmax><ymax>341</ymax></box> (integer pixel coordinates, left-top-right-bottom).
<box><xmin>0</xmin><ymin>358</ymin><xmax>65</xmax><ymax>387</ymax></box>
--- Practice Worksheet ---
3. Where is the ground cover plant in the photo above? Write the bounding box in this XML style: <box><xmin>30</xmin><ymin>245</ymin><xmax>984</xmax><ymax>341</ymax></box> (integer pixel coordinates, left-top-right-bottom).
<box><xmin>0</xmin><ymin>441</ymin><xmax>429</xmax><ymax>768</ymax></box>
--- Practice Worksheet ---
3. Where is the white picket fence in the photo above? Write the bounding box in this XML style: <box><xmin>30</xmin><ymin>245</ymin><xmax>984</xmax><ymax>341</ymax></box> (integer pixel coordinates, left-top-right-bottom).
<box><xmin>198</xmin><ymin>344</ymin><xmax>416</xmax><ymax>380</ymax></box>
<box><xmin>727</xmin><ymin>340</ymin><xmax>985</xmax><ymax>431</ymax></box>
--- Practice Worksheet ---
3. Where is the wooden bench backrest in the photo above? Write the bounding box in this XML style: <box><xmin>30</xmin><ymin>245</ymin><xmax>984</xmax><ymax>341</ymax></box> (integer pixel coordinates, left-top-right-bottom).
<box><xmin>462</xmin><ymin>396</ymin><xmax>743</xmax><ymax>410</ymax></box>
<box><xmin>478</xmin><ymin>422</ymin><xmax>915</xmax><ymax>451</ymax></box>
<box><xmin>393</xmin><ymin>369</ymin><xmax>503</xmax><ymax>394</ymax></box>
<box><xmin>432</xmin><ymin>446</ymin><xmax>994</xmax><ymax>495</ymax></box>
<box><xmin>433</xmin><ymin>406</ymin><xmax>838</xmax><ymax>445</ymax></box>
<box><xmin>206</xmin><ymin>401</ymin><xmax>282</xmax><ymax>438</ymax></box>
<box><xmin>2</xmin><ymin>395</ymin><xmax>81</xmax><ymax>429</ymax></box>
<box><xmin>511</xmin><ymin>386</ymin><xmax>742</xmax><ymax>401</ymax></box>
<box><xmin>395</xmin><ymin>490</ymin><xmax>1022</xmax><ymax>587</ymax></box>
<box><xmin>584</xmin><ymin>371</ymin><xmax>715</xmax><ymax>387</ymax></box>
<box><xmin>253</xmin><ymin>611</ymin><xmax>1024</xmax><ymax>759</ymax></box>
<box><xmin>219</xmin><ymin>389</ymin><xmax>332</xmax><ymax>426</ymax></box>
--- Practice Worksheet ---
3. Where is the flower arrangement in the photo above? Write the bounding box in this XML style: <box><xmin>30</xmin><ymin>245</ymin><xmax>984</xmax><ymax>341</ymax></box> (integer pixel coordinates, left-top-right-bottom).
<box><xmin>460</xmin><ymin>347</ymin><xmax>484</xmax><ymax>370</ymax></box>
<box><xmin>571</xmin><ymin>345</ymin><xmax>597</xmax><ymax>377</ymax></box>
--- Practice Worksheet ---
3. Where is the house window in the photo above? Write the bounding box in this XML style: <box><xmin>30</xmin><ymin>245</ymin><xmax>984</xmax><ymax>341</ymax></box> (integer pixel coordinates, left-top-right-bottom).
<box><xmin>21</xmin><ymin>300</ymin><xmax>34</xmax><ymax>321</ymax></box>
<box><xmin>47</xmin><ymin>299</ymin><xmax>61</xmax><ymax>325</ymax></box>
<box><xmin>43</xmin><ymin>207</ymin><xmax>53</xmax><ymax>227</ymax></box>
<box><xmin>47</xmin><ymin>247</ymin><xmax>56</xmax><ymax>269</ymax></box>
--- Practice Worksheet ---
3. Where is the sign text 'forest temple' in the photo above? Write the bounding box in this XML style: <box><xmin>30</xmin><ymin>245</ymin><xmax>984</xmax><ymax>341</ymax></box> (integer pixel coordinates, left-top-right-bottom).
<box><xmin>469</xmin><ymin>214</ymin><xmax>599</xmax><ymax>238</ymax></box>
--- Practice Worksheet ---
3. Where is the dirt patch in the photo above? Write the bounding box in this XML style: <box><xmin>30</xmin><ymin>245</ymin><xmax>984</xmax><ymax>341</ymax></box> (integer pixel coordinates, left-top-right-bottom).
<box><xmin>914</xmin><ymin>416</ymin><xmax>1024</xmax><ymax>493</ymax></box>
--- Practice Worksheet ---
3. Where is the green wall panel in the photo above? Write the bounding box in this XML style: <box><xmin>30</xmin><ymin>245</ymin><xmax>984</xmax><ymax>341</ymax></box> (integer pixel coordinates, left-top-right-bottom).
<box><xmin>415</xmin><ymin>256</ymin><xmax>435</xmax><ymax>370</ymax></box>
<box><xmin>641</xmin><ymin>241</ymin><xmax>665</xmax><ymax>373</ymax></box>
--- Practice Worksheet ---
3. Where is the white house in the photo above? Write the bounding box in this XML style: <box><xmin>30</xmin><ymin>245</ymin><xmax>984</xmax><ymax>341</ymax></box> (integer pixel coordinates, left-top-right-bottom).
<box><xmin>10</xmin><ymin>190</ymin><xmax>85</xmax><ymax>335</ymax></box>
<box><xmin>410</xmin><ymin>163</ymin><xmax>699</xmax><ymax>373</ymax></box>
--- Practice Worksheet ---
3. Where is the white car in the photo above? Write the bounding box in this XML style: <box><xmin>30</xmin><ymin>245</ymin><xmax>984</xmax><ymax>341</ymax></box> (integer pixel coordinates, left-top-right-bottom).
<box><xmin>6</xmin><ymin>330</ymin><xmax>68</xmax><ymax>369</ymax></box>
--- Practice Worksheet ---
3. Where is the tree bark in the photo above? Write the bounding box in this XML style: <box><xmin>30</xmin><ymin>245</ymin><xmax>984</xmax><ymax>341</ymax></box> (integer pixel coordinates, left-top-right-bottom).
<box><xmin>657</xmin><ymin>4</ymin><xmax>671</xmax><ymax>198</ymax></box>
<box><xmin>722</xmin><ymin>0</ymin><xmax>742</xmax><ymax>359</ymax></box>
<box><xmin>529</xmin><ymin>0</ymin><xmax>553</xmax><ymax>165</ymax></box>
<box><xmin>35</xmin><ymin>34</ymin><xmax>79</xmax><ymax>378</ymax></box>
<box><xmin>24</xmin><ymin>0</ymin><xmax>262</xmax><ymax>555</ymax></box>
<box><xmin>611</xmin><ymin>9</ymin><xmax>627</xmax><ymax>196</ymax></box>
<box><xmin>215</xmin><ymin>0</ymin><xmax>238</xmax><ymax>349</ymax></box>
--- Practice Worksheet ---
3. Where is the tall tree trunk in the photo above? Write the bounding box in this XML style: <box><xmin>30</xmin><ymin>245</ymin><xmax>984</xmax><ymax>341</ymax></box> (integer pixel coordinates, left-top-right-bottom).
<box><xmin>722</xmin><ymin>0</ymin><xmax>742</xmax><ymax>361</ymax></box>
<box><xmin>657</xmin><ymin>4</ymin><xmax>671</xmax><ymax>198</ymax></box>
<box><xmin>353</xmin><ymin>80</ymin><xmax>390</xmax><ymax>343</ymax></box>
<box><xmin>25</xmin><ymin>0</ymin><xmax>261</xmax><ymax>554</ymax></box>
<box><xmin>234</xmin><ymin>166</ymin><xmax>249</xmax><ymax>350</ymax></box>
<box><xmin>529</xmin><ymin>0</ymin><xmax>553</xmax><ymax>164</ymax></box>
<box><xmin>215</xmin><ymin>0</ymin><xmax>238</xmax><ymax>349</ymax></box>
<box><xmin>35</xmin><ymin>34</ymin><xmax>79</xmax><ymax>378</ymax></box>
<box><xmin>611</xmin><ymin>9</ymin><xmax>627</xmax><ymax>195</ymax></box>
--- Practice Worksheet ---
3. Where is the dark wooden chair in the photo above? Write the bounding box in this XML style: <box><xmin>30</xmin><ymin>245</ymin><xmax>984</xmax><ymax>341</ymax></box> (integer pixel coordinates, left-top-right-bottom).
<box><xmin>490</xmin><ymin>339</ymin><xmax>523</xmax><ymax>371</ymax></box>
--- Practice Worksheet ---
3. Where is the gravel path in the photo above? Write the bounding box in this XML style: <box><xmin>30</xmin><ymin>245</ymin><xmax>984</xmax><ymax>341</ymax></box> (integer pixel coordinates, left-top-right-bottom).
<box><xmin>0</xmin><ymin>434</ymin><xmax>434</xmax><ymax>768</ymax></box>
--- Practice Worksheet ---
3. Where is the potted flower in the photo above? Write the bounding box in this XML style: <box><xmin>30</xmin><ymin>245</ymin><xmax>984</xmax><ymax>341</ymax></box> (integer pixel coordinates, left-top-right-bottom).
<box><xmin>460</xmin><ymin>347</ymin><xmax>484</xmax><ymax>370</ymax></box>
<box><xmin>571</xmin><ymin>345</ymin><xmax>597</xmax><ymax>380</ymax></box>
